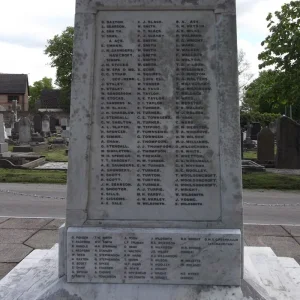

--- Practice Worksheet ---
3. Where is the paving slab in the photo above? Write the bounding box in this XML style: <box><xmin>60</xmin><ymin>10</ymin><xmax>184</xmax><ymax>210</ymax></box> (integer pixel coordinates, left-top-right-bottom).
<box><xmin>0</xmin><ymin>229</ymin><xmax>36</xmax><ymax>243</ymax></box>
<box><xmin>35</xmin><ymin>162</ymin><xmax>68</xmax><ymax>170</ymax></box>
<box><xmin>245</xmin><ymin>235</ymin><xmax>300</xmax><ymax>264</ymax></box>
<box><xmin>24</xmin><ymin>230</ymin><xmax>58</xmax><ymax>249</ymax></box>
<box><xmin>43</xmin><ymin>219</ymin><xmax>65</xmax><ymax>230</ymax></box>
<box><xmin>0</xmin><ymin>263</ymin><xmax>17</xmax><ymax>280</ymax></box>
<box><xmin>244</xmin><ymin>225</ymin><xmax>289</xmax><ymax>237</ymax></box>
<box><xmin>0</xmin><ymin>218</ymin><xmax>9</xmax><ymax>224</ymax></box>
<box><xmin>282</xmin><ymin>226</ymin><xmax>300</xmax><ymax>237</ymax></box>
<box><xmin>0</xmin><ymin>218</ymin><xmax>52</xmax><ymax>229</ymax></box>
<box><xmin>0</xmin><ymin>244</ymin><xmax>32</xmax><ymax>263</ymax></box>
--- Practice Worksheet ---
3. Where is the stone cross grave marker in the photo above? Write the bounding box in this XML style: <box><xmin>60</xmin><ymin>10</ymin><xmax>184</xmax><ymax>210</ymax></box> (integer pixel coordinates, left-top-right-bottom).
<box><xmin>33</xmin><ymin>114</ymin><xmax>42</xmax><ymax>133</ymax></box>
<box><xmin>0</xmin><ymin>114</ymin><xmax>8</xmax><ymax>153</ymax></box>
<box><xmin>257</xmin><ymin>127</ymin><xmax>275</xmax><ymax>162</ymax></box>
<box><xmin>60</xmin><ymin>0</ymin><xmax>243</xmax><ymax>287</ymax></box>
<box><xmin>18</xmin><ymin>117</ymin><xmax>31</xmax><ymax>144</ymax></box>
<box><xmin>276</xmin><ymin>116</ymin><xmax>300</xmax><ymax>169</ymax></box>
<box><xmin>42</xmin><ymin>115</ymin><xmax>50</xmax><ymax>135</ymax></box>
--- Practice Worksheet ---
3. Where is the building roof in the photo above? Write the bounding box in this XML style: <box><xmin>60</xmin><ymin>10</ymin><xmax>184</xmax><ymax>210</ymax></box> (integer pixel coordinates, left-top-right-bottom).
<box><xmin>39</xmin><ymin>89</ymin><xmax>61</xmax><ymax>109</ymax></box>
<box><xmin>0</xmin><ymin>74</ymin><xmax>29</xmax><ymax>94</ymax></box>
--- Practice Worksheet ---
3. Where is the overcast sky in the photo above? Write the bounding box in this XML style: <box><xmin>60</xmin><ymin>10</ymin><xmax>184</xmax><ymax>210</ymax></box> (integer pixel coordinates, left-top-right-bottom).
<box><xmin>0</xmin><ymin>0</ymin><xmax>291</xmax><ymax>85</ymax></box>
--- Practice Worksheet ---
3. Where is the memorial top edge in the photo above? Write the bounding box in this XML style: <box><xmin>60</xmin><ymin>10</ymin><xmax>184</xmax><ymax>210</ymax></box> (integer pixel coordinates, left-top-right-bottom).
<box><xmin>68</xmin><ymin>227</ymin><xmax>241</xmax><ymax>235</ymax></box>
<box><xmin>76</xmin><ymin>0</ymin><xmax>236</xmax><ymax>14</ymax></box>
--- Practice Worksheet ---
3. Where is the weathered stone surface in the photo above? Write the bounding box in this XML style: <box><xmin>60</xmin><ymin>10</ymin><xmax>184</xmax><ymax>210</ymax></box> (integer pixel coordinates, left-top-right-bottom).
<box><xmin>0</xmin><ymin>218</ymin><xmax>52</xmax><ymax>229</ymax></box>
<box><xmin>2</xmin><ymin>246</ymin><xmax>300</xmax><ymax>300</ymax></box>
<box><xmin>42</xmin><ymin>115</ymin><xmax>50</xmax><ymax>133</ymax></box>
<box><xmin>257</xmin><ymin>127</ymin><xmax>275</xmax><ymax>162</ymax></box>
<box><xmin>44</xmin><ymin>219</ymin><xmax>65</xmax><ymax>230</ymax></box>
<box><xmin>244</xmin><ymin>236</ymin><xmax>300</xmax><ymax>263</ymax></box>
<box><xmin>0</xmin><ymin>229</ymin><xmax>36</xmax><ymax>244</ymax></box>
<box><xmin>33</xmin><ymin>115</ymin><xmax>42</xmax><ymax>133</ymax></box>
<box><xmin>67</xmin><ymin>227</ymin><xmax>241</xmax><ymax>285</ymax></box>
<box><xmin>244</xmin><ymin>225</ymin><xmax>289</xmax><ymax>237</ymax></box>
<box><xmin>0</xmin><ymin>218</ymin><xmax>9</xmax><ymax>224</ymax></box>
<box><xmin>0</xmin><ymin>263</ymin><xmax>17</xmax><ymax>280</ymax></box>
<box><xmin>276</xmin><ymin>116</ymin><xmax>300</xmax><ymax>169</ymax></box>
<box><xmin>63</xmin><ymin>0</ymin><xmax>242</xmax><ymax>286</ymax></box>
<box><xmin>0</xmin><ymin>114</ymin><xmax>5</xmax><ymax>143</ymax></box>
<box><xmin>0</xmin><ymin>244</ymin><xmax>32</xmax><ymax>263</ymax></box>
<box><xmin>25</xmin><ymin>230</ymin><xmax>58</xmax><ymax>249</ymax></box>
<box><xmin>18</xmin><ymin>117</ymin><xmax>31</xmax><ymax>144</ymax></box>
<box><xmin>282</xmin><ymin>226</ymin><xmax>300</xmax><ymax>237</ymax></box>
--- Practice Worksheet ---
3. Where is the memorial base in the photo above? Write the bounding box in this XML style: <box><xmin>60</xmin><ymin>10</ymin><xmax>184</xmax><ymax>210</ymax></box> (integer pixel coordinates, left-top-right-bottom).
<box><xmin>1</xmin><ymin>245</ymin><xmax>299</xmax><ymax>300</ymax></box>
<box><xmin>65</xmin><ymin>227</ymin><xmax>242</xmax><ymax>285</ymax></box>
<box><xmin>0</xmin><ymin>143</ymin><xmax>8</xmax><ymax>153</ymax></box>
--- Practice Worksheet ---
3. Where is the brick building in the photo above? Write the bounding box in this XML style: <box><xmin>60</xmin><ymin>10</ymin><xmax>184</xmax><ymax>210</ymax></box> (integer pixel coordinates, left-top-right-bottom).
<box><xmin>0</xmin><ymin>74</ymin><xmax>29</xmax><ymax>111</ymax></box>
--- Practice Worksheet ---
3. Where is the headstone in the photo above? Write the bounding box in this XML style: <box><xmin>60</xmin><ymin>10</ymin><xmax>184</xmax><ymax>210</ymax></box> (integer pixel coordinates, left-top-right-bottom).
<box><xmin>276</xmin><ymin>116</ymin><xmax>300</xmax><ymax>169</ymax></box>
<box><xmin>33</xmin><ymin>114</ymin><xmax>42</xmax><ymax>133</ymax></box>
<box><xmin>250</xmin><ymin>122</ymin><xmax>261</xmax><ymax>141</ymax></box>
<box><xmin>257</xmin><ymin>127</ymin><xmax>275</xmax><ymax>162</ymax></box>
<box><xmin>60</xmin><ymin>117</ymin><xmax>68</xmax><ymax>130</ymax></box>
<box><xmin>0</xmin><ymin>114</ymin><xmax>8</xmax><ymax>153</ymax></box>
<box><xmin>18</xmin><ymin>117</ymin><xmax>32</xmax><ymax>144</ymax></box>
<box><xmin>42</xmin><ymin>115</ymin><xmax>50</xmax><ymax>136</ymax></box>
<box><xmin>59</xmin><ymin>0</ymin><xmax>243</xmax><ymax>288</ymax></box>
<box><xmin>50</xmin><ymin>116</ymin><xmax>57</xmax><ymax>133</ymax></box>
<box><xmin>61</xmin><ymin>130</ymin><xmax>70</xmax><ymax>139</ymax></box>
<box><xmin>11</xmin><ymin>120</ymin><xmax>19</xmax><ymax>140</ymax></box>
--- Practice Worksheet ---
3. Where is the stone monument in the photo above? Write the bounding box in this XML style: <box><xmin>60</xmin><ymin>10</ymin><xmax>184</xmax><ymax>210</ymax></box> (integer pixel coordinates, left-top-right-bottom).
<box><xmin>2</xmin><ymin>2</ymin><xmax>299</xmax><ymax>300</ymax></box>
<box><xmin>18</xmin><ymin>117</ymin><xmax>32</xmax><ymax>144</ymax></box>
<box><xmin>33</xmin><ymin>114</ymin><xmax>42</xmax><ymax>133</ymax></box>
<box><xmin>257</xmin><ymin>127</ymin><xmax>275</xmax><ymax>163</ymax></box>
<box><xmin>59</xmin><ymin>0</ymin><xmax>243</xmax><ymax>287</ymax></box>
<box><xmin>42</xmin><ymin>115</ymin><xmax>50</xmax><ymax>136</ymax></box>
<box><xmin>276</xmin><ymin>116</ymin><xmax>300</xmax><ymax>169</ymax></box>
<box><xmin>0</xmin><ymin>114</ymin><xmax>8</xmax><ymax>153</ymax></box>
<box><xmin>50</xmin><ymin>116</ymin><xmax>57</xmax><ymax>133</ymax></box>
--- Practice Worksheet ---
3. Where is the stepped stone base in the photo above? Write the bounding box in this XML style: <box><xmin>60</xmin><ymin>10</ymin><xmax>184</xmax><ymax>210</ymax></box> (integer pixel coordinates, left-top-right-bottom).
<box><xmin>0</xmin><ymin>245</ymin><xmax>299</xmax><ymax>300</ymax></box>
<box><xmin>0</xmin><ymin>143</ymin><xmax>8</xmax><ymax>153</ymax></box>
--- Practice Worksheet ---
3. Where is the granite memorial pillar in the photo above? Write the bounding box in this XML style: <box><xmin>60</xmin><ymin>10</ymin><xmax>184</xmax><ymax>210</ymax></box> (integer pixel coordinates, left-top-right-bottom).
<box><xmin>60</xmin><ymin>0</ymin><xmax>243</xmax><ymax>287</ymax></box>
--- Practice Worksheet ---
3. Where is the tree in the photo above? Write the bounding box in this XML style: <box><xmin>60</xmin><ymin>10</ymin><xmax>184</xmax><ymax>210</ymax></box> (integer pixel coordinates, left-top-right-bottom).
<box><xmin>29</xmin><ymin>77</ymin><xmax>54</xmax><ymax>111</ymax></box>
<box><xmin>242</xmin><ymin>70</ymin><xmax>283</xmax><ymax>112</ymax></box>
<box><xmin>45</xmin><ymin>27</ymin><xmax>74</xmax><ymax>111</ymax></box>
<box><xmin>241</xmin><ymin>70</ymin><xmax>300</xmax><ymax>120</ymax></box>
<box><xmin>238</xmin><ymin>49</ymin><xmax>254</xmax><ymax>100</ymax></box>
<box><xmin>258</xmin><ymin>1</ymin><xmax>300</xmax><ymax>104</ymax></box>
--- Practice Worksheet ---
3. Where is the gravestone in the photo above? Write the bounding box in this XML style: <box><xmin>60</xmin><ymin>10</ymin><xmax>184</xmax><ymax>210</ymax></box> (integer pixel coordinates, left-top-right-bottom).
<box><xmin>50</xmin><ymin>116</ymin><xmax>57</xmax><ymax>133</ymax></box>
<box><xmin>60</xmin><ymin>117</ymin><xmax>68</xmax><ymax>130</ymax></box>
<box><xmin>59</xmin><ymin>0</ymin><xmax>242</xmax><ymax>288</ymax></box>
<box><xmin>0</xmin><ymin>114</ymin><xmax>8</xmax><ymax>153</ymax></box>
<box><xmin>251</xmin><ymin>122</ymin><xmax>261</xmax><ymax>141</ymax></box>
<box><xmin>276</xmin><ymin>116</ymin><xmax>300</xmax><ymax>169</ymax></box>
<box><xmin>18</xmin><ymin>117</ymin><xmax>32</xmax><ymax>144</ymax></box>
<box><xmin>42</xmin><ymin>115</ymin><xmax>50</xmax><ymax>136</ymax></box>
<box><xmin>257</xmin><ymin>127</ymin><xmax>275</xmax><ymax>163</ymax></box>
<box><xmin>33</xmin><ymin>114</ymin><xmax>42</xmax><ymax>133</ymax></box>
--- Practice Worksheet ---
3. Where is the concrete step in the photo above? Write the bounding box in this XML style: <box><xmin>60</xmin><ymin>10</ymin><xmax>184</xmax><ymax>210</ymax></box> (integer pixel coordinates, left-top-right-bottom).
<box><xmin>0</xmin><ymin>247</ymin><xmax>58</xmax><ymax>300</ymax></box>
<box><xmin>245</xmin><ymin>247</ymin><xmax>300</xmax><ymax>300</ymax></box>
<box><xmin>278</xmin><ymin>257</ymin><xmax>300</xmax><ymax>288</ymax></box>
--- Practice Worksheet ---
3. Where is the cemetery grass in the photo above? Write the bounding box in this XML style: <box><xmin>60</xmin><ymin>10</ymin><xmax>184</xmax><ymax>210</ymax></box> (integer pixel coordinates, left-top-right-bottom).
<box><xmin>243</xmin><ymin>172</ymin><xmax>300</xmax><ymax>190</ymax></box>
<box><xmin>0</xmin><ymin>169</ymin><xmax>66</xmax><ymax>184</ymax></box>
<box><xmin>36</xmin><ymin>148</ymin><xmax>68</xmax><ymax>162</ymax></box>
<box><xmin>244</xmin><ymin>151</ymin><xmax>257</xmax><ymax>160</ymax></box>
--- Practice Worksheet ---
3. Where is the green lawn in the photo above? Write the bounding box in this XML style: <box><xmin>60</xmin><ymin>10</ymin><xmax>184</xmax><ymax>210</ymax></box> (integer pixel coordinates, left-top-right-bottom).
<box><xmin>243</xmin><ymin>172</ymin><xmax>300</xmax><ymax>190</ymax></box>
<box><xmin>0</xmin><ymin>169</ymin><xmax>300</xmax><ymax>190</ymax></box>
<box><xmin>0</xmin><ymin>169</ymin><xmax>67</xmax><ymax>184</ymax></box>
<box><xmin>36</xmin><ymin>148</ymin><xmax>68</xmax><ymax>162</ymax></box>
<box><xmin>243</xmin><ymin>151</ymin><xmax>257</xmax><ymax>160</ymax></box>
